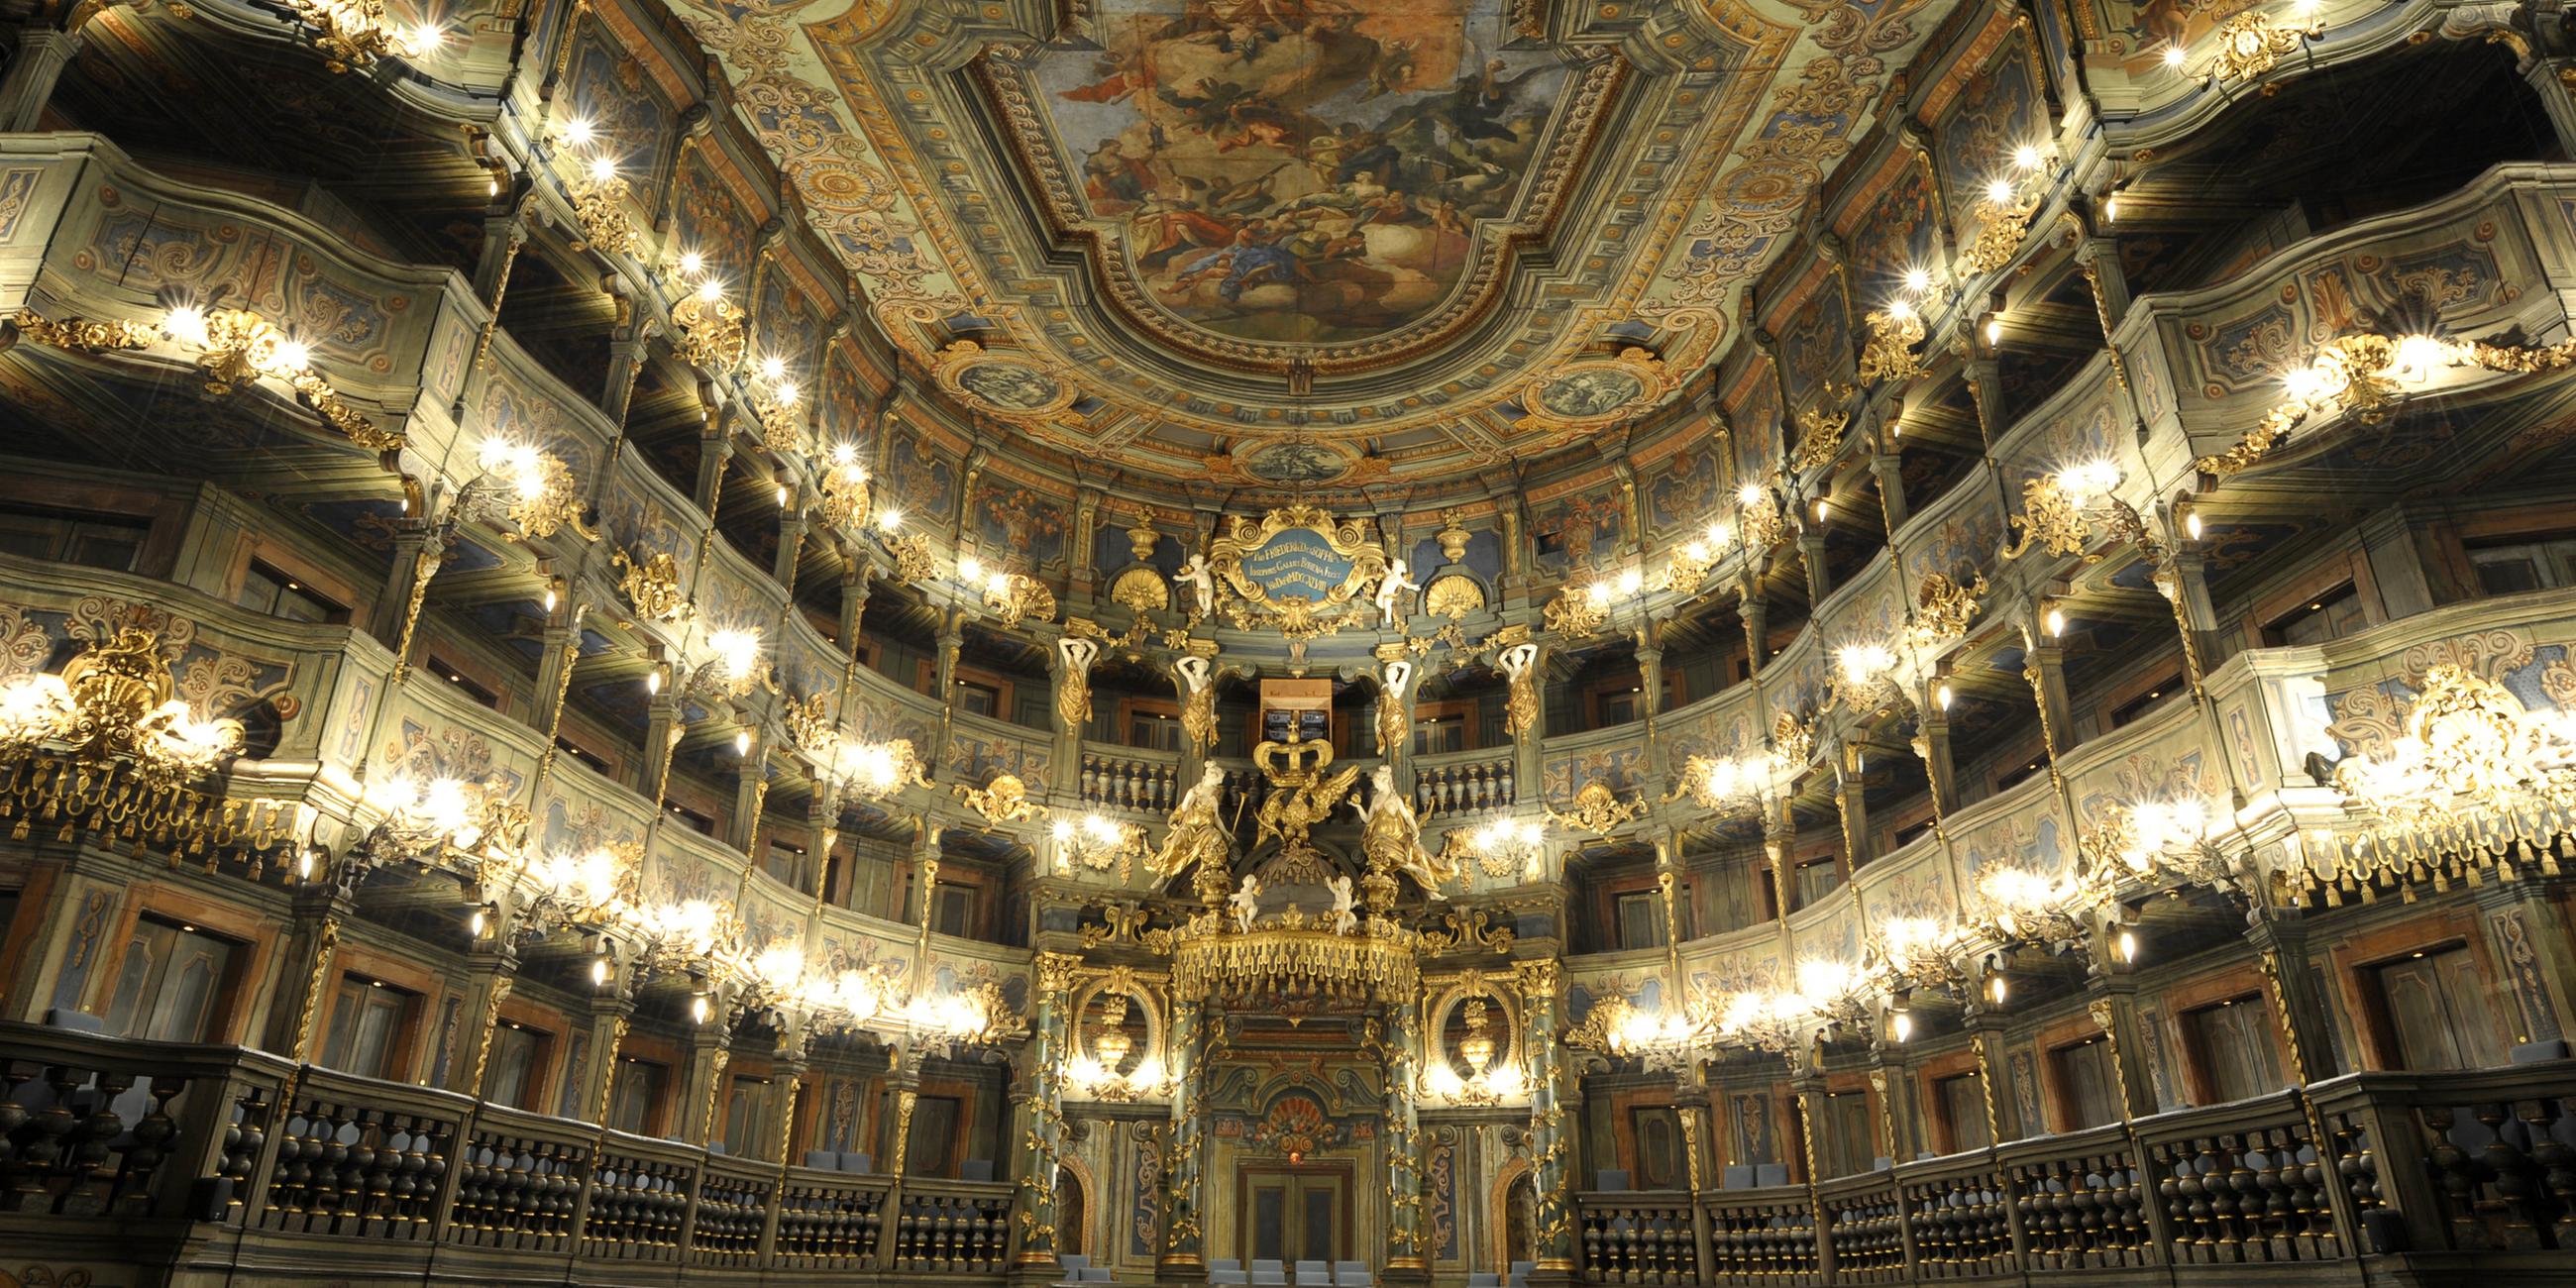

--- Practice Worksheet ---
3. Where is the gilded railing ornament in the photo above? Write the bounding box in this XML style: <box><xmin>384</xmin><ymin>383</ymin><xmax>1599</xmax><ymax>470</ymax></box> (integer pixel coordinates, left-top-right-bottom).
<box><xmin>566</xmin><ymin>162</ymin><xmax>638</xmax><ymax>260</ymax></box>
<box><xmin>1547</xmin><ymin>780</ymin><xmax>1647</xmax><ymax>838</ymax></box>
<box><xmin>283</xmin><ymin>0</ymin><xmax>438</xmax><ymax>73</ymax></box>
<box><xmin>958</xmin><ymin>772</ymin><xmax>1045</xmax><ymax>831</ymax></box>
<box><xmin>611</xmin><ymin>547</ymin><xmax>690</xmax><ymax>621</ymax></box>
<box><xmin>1858</xmin><ymin>303</ymin><xmax>1927</xmax><ymax>384</ymax></box>
<box><xmin>2208</xmin><ymin>11</ymin><xmax>2312</xmax><ymax>82</ymax></box>
<box><xmin>1904</xmin><ymin>571</ymin><xmax>1987</xmax><ymax>652</ymax></box>
<box><xmin>673</xmin><ymin>286</ymin><xmax>748</xmax><ymax>374</ymax></box>
<box><xmin>887</xmin><ymin>531</ymin><xmax>937</xmax><ymax>586</ymax></box>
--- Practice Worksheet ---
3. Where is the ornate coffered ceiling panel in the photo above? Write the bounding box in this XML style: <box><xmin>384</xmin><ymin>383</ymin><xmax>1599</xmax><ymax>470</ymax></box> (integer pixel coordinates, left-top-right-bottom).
<box><xmin>673</xmin><ymin>0</ymin><xmax>1946</xmax><ymax>486</ymax></box>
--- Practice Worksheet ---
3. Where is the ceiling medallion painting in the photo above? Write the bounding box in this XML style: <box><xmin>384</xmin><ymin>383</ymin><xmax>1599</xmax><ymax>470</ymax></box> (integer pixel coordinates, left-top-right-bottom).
<box><xmin>989</xmin><ymin>0</ymin><xmax>1603</xmax><ymax>358</ymax></box>
<box><xmin>694</xmin><ymin>0</ymin><xmax>1940</xmax><ymax>481</ymax></box>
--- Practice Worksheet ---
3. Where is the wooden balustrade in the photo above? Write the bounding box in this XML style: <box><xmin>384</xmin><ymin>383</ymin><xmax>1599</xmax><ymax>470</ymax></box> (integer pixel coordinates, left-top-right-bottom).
<box><xmin>0</xmin><ymin>1021</ymin><xmax>1013</xmax><ymax>1282</ymax></box>
<box><xmin>1569</xmin><ymin>1062</ymin><xmax>2576</xmax><ymax>1283</ymax></box>
<box><xmin>1578</xmin><ymin>1190</ymin><xmax>1701</xmax><ymax>1283</ymax></box>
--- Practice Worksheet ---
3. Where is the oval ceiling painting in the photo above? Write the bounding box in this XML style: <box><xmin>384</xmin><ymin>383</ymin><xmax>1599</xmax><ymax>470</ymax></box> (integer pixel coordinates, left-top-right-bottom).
<box><xmin>1024</xmin><ymin>0</ymin><xmax>1574</xmax><ymax>347</ymax></box>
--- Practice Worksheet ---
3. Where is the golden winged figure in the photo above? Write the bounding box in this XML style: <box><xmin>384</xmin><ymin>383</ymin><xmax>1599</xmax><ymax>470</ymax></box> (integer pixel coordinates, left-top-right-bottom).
<box><xmin>1252</xmin><ymin>735</ymin><xmax>1359</xmax><ymax>854</ymax></box>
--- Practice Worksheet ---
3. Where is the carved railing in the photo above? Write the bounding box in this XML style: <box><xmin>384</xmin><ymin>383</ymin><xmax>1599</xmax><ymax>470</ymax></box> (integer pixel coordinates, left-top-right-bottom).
<box><xmin>1575</xmin><ymin>1061</ymin><xmax>2576</xmax><ymax>1283</ymax></box>
<box><xmin>1414</xmin><ymin>751</ymin><xmax>1516</xmax><ymax>815</ymax></box>
<box><xmin>1079</xmin><ymin>747</ymin><xmax>1181</xmax><ymax>814</ymax></box>
<box><xmin>0</xmin><ymin>1022</ymin><xmax>1010</xmax><ymax>1282</ymax></box>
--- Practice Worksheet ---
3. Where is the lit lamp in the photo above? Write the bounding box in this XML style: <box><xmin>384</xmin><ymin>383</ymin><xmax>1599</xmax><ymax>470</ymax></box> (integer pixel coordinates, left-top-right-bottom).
<box><xmin>1092</xmin><ymin>994</ymin><xmax>1134</xmax><ymax>1070</ymax></box>
<box><xmin>1457</xmin><ymin>998</ymin><xmax>1497</xmax><ymax>1077</ymax></box>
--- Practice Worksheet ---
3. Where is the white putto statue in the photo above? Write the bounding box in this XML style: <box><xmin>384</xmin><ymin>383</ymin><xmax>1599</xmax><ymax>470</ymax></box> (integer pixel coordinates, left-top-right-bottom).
<box><xmin>1175</xmin><ymin>554</ymin><xmax>1216</xmax><ymax>618</ymax></box>
<box><xmin>1230</xmin><ymin>873</ymin><xmax>1262</xmax><ymax>933</ymax></box>
<box><xmin>1373</xmin><ymin>557</ymin><xmax>1421</xmax><ymax>627</ymax></box>
<box><xmin>1328</xmin><ymin>874</ymin><xmax>1358</xmax><ymax>934</ymax></box>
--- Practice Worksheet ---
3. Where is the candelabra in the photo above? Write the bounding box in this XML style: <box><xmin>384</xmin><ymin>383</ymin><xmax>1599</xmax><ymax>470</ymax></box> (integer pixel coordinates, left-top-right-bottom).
<box><xmin>815</xmin><ymin>442</ymin><xmax>874</xmax><ymax>532</ymax></box>
<box><xmin>283</xmin><ymin>0</ymin><xmax>440</xmax><ymax>74</ymax></box>
<box><xmin>0</xmin><ymin>627</ymin><xmax>245</xmax><ymax>787</ymax></box>
<box><xmin>1052</xmin><ymin>811</ymin><xmax>1147</xmax><ymax>882</ymax></box>
<box><xmin>959</xmin><ymin>555</ymin><xmax>1058</xmax><ymax>626</ymax></box>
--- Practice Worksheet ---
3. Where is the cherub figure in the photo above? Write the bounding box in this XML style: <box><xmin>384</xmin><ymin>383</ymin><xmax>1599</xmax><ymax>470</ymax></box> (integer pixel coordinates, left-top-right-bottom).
<box><xmin>1328</xmin><ymin>874</ymin><xmax>1358</xmax><ymax>934</ymax></box>
<box><xmin>1176</xmin><ymin>554</ymin><xmax>1216</xmax><ymax>619</ymax></box>
<box><xmin>1374</xmin><ymin>557</ymin><xmax>1421</xmax><ymax>628</ymax></box>
<box><xmin>1230</xmin><ymin>873</ymin><xmax>1262</xmax><ymax>933</ymax></box>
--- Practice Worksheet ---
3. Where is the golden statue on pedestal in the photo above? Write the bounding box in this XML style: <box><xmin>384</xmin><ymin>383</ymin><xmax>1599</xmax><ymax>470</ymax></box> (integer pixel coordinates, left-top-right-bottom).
<box><xmin>1355</xmin><ymin>764</ymin><xmax>1460</xmax><ymax>900</ymax></box>
<box><xmin>1149</xmin><ymin>762</ymin><xmax>1234</xmax><ymax>885</ymax></box>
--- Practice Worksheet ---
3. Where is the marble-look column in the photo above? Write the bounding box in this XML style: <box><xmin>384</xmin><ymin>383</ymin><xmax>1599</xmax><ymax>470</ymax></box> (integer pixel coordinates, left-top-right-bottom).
<box><xmin>443</xmin><ymin>940</ymin><xmax>519</xmax><ymax>1098</ymax></box>
<box><xmin>1383</xmin><ymin>994</ymin><xmax>1430</xmax><ymax>1280</ymax></box>
<box><xmin>262</xmin><ymin>885</ymin><xmax>354</xmax><ymax>1060</ymax></box>
<box><xmin>1013</xmin><ymin>952</ymin><xmax>1078</xmax><ymax>1271</ymax></box>
<box><xmin>1515</xmin><ymin>960</ymin><xmax>1576</xmax><ymax>1280</ymax></box>
<box><xmin>1157</xmin><ymin>999</ymin><xmax>1207</xmax><ymax>1283</ymax></box>
<box><xmin>679</xmin><ymin>1013</ymin><xmax>734</xmax><ymax>1142</ymax></box>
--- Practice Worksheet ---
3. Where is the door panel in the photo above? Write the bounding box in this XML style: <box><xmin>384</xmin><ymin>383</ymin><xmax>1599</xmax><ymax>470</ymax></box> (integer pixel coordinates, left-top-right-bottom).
<box><xmin>1239</xmin><ymin>1165</ymin><xmax>1349</xmax><ymax>1266</ymax></box>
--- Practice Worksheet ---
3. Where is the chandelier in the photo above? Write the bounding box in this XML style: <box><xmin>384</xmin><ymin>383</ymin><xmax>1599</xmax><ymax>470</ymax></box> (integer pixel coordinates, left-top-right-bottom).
<box><xmin>1567</xmin><ymin>992</ymin><xmax>1718</xmax><ymax>1072</ymax></box>
<box><xmin>959</xmin><ymin>555</ymin><xmax>1058</xmax><ymax>627</ymax></box>
<box><xmin>1672</xmin><ymin>750</ymin><xmax>1775</xmax><ymax>817</ymax></box>
<box><xmin>1457</xmin><ymin>815</ymin><xmax>1546</xmax><ymax>880</ymax></box>
<box><xmin>509</xmin><ymin>842</ymin><xmax>642</xmax><ymax>933</ymax></box>
<box><xmin>815</xmin><ymin>736</ymin><xmax>930</xmax><ymax>802</ymax></box>
<box><xmin>1959</xmin><ymin>143</ymin><xmax>2057</xmax><ymax>273</ymax></box>
<box><xmin>1971</xmin><ymin>862</ymin><xmax>2104</xmax><ymax>950</ymax></box>
<box><xmin>283</xmin><ymin>0</ymin><xmax>441</xmax><ymax>74</ymax></box>
<box><xmin>2083</xmin><ymin>797</ymin><xmax>2246</xmax><ymax>893</ymax></box>
<box><xmin>0</xmin><ymin>628</ymin><xmax>244</xmax><ymax>788</ymax></box>
<box><xmin>1051</xmin><ymin>811</ymin><xmax>1146</xmax><ymax>881</ymax></box>
<box><xmin>1867</xmin><ymin>914</ymin><xmax>1973</xmax><ymax>991</ymax></box>
<box><xmin>1661</xmin><ymin>522</ymin><xmax>1732</xmax><ymax>592</ymax></box>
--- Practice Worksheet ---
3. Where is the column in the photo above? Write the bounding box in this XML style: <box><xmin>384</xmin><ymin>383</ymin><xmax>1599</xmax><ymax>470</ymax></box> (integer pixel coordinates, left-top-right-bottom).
<box><xmin>1798</xmin><ymin>527</ymin><xmax>1833</xmax><ymax>602</ymax></box>
<box><xmin>1869</xmin><ymin>450</ymin><xmax>1908</xmax><ymax>531</ymax></box>
<box><xmin>442</xmin><ymin>941</ymin><xmax>519</xmax><ymax>1098</ymax></box>
<box><xmin>1636</xmin><ymin>624</ymin><xmax>1668</xmax><ymax>794</ymax></box>
<box><xmin>2082</xmin><ymin>956</ymin><xmax>2155</xmax><ymax>1123</ymax></box>
<box><xmin>530</xmin><ymin>606</ymin><xmax>584</xmax><ymax>792</ymax></box>
<box><xmin>261</xmin><ymin>886</ymin><xmax>354</xmax><ymax>1060</ymax></box>
<box><xmin>2165</xmin><ymin>550</ymin><xmax>2230</xmax><ymax>684</ymax></box>
<box><xmin>1739</xmin><ymin>588</ymin><xmax>1769</xmax><ymax>676</ymax></box>
<box><xmin>1157</xmin><ymin>999</ymin><xmax>1207</xmax><ymax>1283</ymax></box>
<box><xmin>679</xmin><ymin>1010</ymin><xmax>734</xmax><ymax>1142</ymax></box>
<box><xmin>1869</xmin><ymin>1041</ymin><xmax>1917</xmax><ymax>1163</ymax></box>
<box><xmin>730</xmin><ymin>738</ymin><xmax>768</xmax><ymax>856</ymax></box>
<box><xmin>839</xmin><ymin>568</ymin><xmax>871</xmax><ymax>655</ymax></box>
<box><xmin>1013</xmin><ymin>953</ymin><xmax>1077</xmax><ymax>1274</ymax></box>
<box><xmin>644</xmin><ymin>684</ymin><xmax>682</xmax><ymax>805</ymax></box>
<box><xmin>2357</xmin><ymin>506</ymin><xmax>2437</xmax><ymax>619</ymax></box>
<box><xmin>1918</xmin><ymin>695</ymin><xmax>1961</xmax><ymax>816</ymax></box>
<box><xmin>1515</xmin><ymin>960</ymin><xmax>1576</xmax><ymax>1282</ymax></box>
<box><xmin>2245</xmin><ymin>909</ymin><xmax>2344</xmax><ymax>1082</ymax></box>
<box><xmin>1761</xmin><ymin>799</ymin><xmax>1796</xmax><ymax>920</ymax></box>
<box><xmin>1963</xmin><ymin>1002</ymin><xmax>2018</xmax><ymax>1143</ymax></box>
<box><xmin>0</xmin><ymin>27</ymin><xmax>81</xmax><ymax>131</ymax></box>
<box><xmin>774</xmin><ymin>490</ymin><xmax>806</xmax><ymax>584</ymax></box>
<box><xmin>1383</xmin><ymin>994</ymin><xmax>1430</xmax><ymax>1281</ymax></box>
<box><xmin>1050</xmin><ymin>635</ymin><xmax>1098</xmax><ymax>799</ymax></box>
<box><xmin>765</xmin><ymin>1027</ymin><xmax>812</xmax><ymax>1164</ymax></box>
<box><xmin>1834</xmin><ymin>741</ymin><xmax>1872</xmax><ymax>876</ymax></box>
<box><xmin>2522</xmin><ymin>54</ymin><xmax>2576</xmax><ymax>158</ymax></box>
<box><xmin>367</xmin><ymin>518</ymin><xmax>440</xmax><ymax>644</ymax></box>
<box><xmin>573</xmin><ymin>988</ymin><xmax>635</xmax><ymax>1125</ymax></box>
<box><xmin>696</xmin><ymin>424</ymin><xmax>733</xmax><ymax>512</ymax></box>
<box><xmin>1500</xmin><ymin>639</ymin><xmax>1544</xmax><ymax>802</ymax></box>
<box><xmin>2018</xmin><ymin>612</ymin><xmax>2078</xmax><ymax>756</ymax></box>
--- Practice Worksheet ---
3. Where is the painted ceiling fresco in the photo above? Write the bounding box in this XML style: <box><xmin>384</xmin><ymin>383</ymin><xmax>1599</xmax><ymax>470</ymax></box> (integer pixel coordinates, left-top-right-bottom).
<box><xmin>675</xmin><ymin>0</ymin><xmax>1949</xmax><ymax>484</ymax></box>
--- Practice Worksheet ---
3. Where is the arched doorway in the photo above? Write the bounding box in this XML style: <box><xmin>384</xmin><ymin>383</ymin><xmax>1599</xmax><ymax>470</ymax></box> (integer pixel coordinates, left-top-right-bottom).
<box><xmin>1504</xmin><ymin>1173</ymin><xmax>1535</xmax><ymax>1270</ymax></box>
<box><xmin>1057</xmin><ymin>1165</ymin><xmax>1086</xmax><ymax>1256</ymax></box>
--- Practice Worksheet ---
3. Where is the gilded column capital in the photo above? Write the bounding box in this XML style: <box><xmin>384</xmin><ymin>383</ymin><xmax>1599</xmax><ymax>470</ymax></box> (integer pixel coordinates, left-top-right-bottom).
<box><xmin>1036</xmin><ymin>949</ymin><xmax>1084</xmax><ymax>1001</ymax></box>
